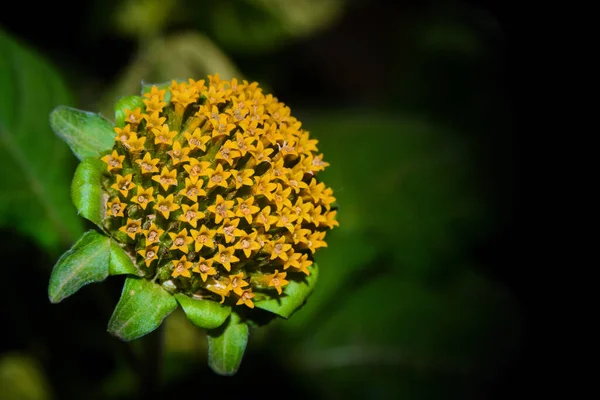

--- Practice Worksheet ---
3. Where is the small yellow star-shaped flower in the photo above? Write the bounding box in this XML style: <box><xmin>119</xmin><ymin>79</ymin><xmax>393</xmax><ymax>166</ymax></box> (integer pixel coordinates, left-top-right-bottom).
<box><xmin>183</xmin><ymin>159</ymin><xmax>211</xmax><ymax>178</ymax></box>
<box><xmin>152</xmin><ymin>124</ymin><xmax>177</xmax><ymax>146</ymax></box>
<box><xmin>143</xmin><ymin>112</ymin><xmax>166</xmax><ymax>131</ymax></box>
<box><xmin>152</xmin><ymin>167</ymin><xmax>178</xmax><ymax>191</ymax></box>
<box><xmin>230</xmin><ymin>168</ymin><xmax>255</xmax><ymax>189</ymax></box>
<box><xmin>184</xmin><ymin>128</ymin><xmax>211</xmax><ymax>152</ymax></box>
<box><xmin>263</xmin><ymin>270</ymin><xmax>289</xmax><ymax>295</ymax></box>
<box><xmin>190</xmin><ymin>225</ymin><xmax>216</xmax><ymax>252</ymax></box>
<box><xmin>178</xmin><ymin>203</ymin><xmax>205</xmax><ymax>228</ymax></box>
<box><xmin>236</xmin><ymin>290</ymin><xmax>255</xmax><ymax>308</ymax></box>
<box><xmin>178</xmin><ymin>176</ymin><xmax>207</xmax><ymax>202</ymax></box>
<box><xmin>192</xmin><ymin>258</ymin><xmax>217</xmax><ymax>282</ymax></box>
<box><xmin>255</xmin><ymin>206</ymin><xmax>278</xmax><ymax>232</ymax></box>
<box><xmin>171</xmin><ymin>255</ymin><xmax>193</xmax><ymax>278</ymax></box>
<box><xmin>212</xmin><ymin>244</ymin><xmax>239</xmax><ymax>272</ymax></box>
<box><xmin>167</xmin><ymin>141</ymin><xmax>191</xmax><ymax>165</ymax></box>
<box><xmin>205</xmin><ymin>163</ymin><xmax>231</xmax><ymax>189</ymax></box>
<box><xmin>107</xmin><ymin>197</ymin><xmax>126</xmax><ymax>217</ymax></box>
<box><xmin>210</xmin><ymin>114</ymin><xmax>236</xmax><ymax>139</ymax></box>
<box><xmin>130</xmin><ymin>186</ymin><xmax>155</xmax><ymax>210</ymax></box>
<box><xmin>137</xmin><ymin>245</ymin><xmax>159</xmax><ymax>267</ymax></box>
<box><xmin>143</xmin><ymin>95</ymin><xmax>166</xmax><ymax>113</ymax></box>
<box><xmin>235</xmin><ymin>197</ymin><xmax>260</xmax><ymax>224</ymax></box>
<box><xmin>101</xmin><ymin>150</ymin><xmax>125</xmax><ymax>172</ymax></box>
<box><xmin>217</xmin><ymin>218</ymin><xmax>244</xmax><ymax>244</ymax></box>
<box><xmin>268</xmin><ymin>237</ymin><xmax>292</xmax><ymax>261</ymax></box>
<box><xmin>124</xmin><ymin>107</ymin><xmax>143</xmax><ymax>128</ymax></box>
<box><xmin>142</xmin><ymin>222</ymin><xmax>164</xmax><ymax>244</ymax></box>
<box><xmin>135</xmin><ymin>152</ymin><xmax>160</xmax><ymax>174</ymax></box>
<box><xmin>206</xmin><ymin>195</ymin><xmax>235</xmax><ymax>224</ymax></box>
<box><xmin>119</xmin><ymin>218</ymin><xmax>142</xmax><ymax>240</ymax></box>
<box><xmin>228</xmin><ymin>273</ymin><xmax>249</xmax><ymax>296</ymax></box>
<box><xmin>234</xmin><ymin>231</ymin><xmax>261</xmax><ymax>258</ymax></box>
<box><xmin>168</xmin><ymin>228</ymin><xmax>194</xmax><ymax>254</ymax></box>
<box><xmin>111</xmin><ymin>174</ymin><xmax>136</xmax><ymax>197</ymax></box>
<box><xmin>125</xmin><ymin>134</ymin><xmax>146</xmax><ymax>152</ymax></box>
<box><xmin>154</xmin><ymin>194</ymin><xmax>180</xmax><ymax>219</ymax></box>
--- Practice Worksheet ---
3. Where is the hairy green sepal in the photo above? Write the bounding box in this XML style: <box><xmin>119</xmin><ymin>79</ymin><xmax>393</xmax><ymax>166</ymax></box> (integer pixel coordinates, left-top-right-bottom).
<box><xmin>109</xmin><ymin>240</ymin><xmax>143</xmax><ymax>276</ymax></box>
<box><xmin>49</xmin><ymin>106</ymin><xmax>114</xmax><ymax>160</ymax></box>
<box><xmin>48</xmin><ymin>230</ymin><xmax>110</xmax><ymax>303</ymax></box>
<box><xmin>175</xmin><ymin>294</ymin><xmax>232</xmax><ymax>329</ymax></box>
<box><xmin>255</xmin><ymin>263</ymin><xmax>319</xmax><ymax>318</ymax></box>
<box><xmin>207</xmin><ymin>312</ymin><xmax>249</xmax><ymax>376</ymax></box>
<box><xmin>71</xmin><ymin>157</ymin><xmax>105</xmax><ymax>227</ymax></box>
<box><xmin>108</xmin><ymin>277</ymin><xmax>177</xmax><ymax>341</ymax></box>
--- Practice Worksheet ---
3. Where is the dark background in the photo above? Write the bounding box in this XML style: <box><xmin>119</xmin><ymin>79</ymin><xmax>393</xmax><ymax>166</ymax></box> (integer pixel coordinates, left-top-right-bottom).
<box><xmin>0</xmin><ymin>0</ymin><xmax>527</xmax><ymax>399</ymax></box>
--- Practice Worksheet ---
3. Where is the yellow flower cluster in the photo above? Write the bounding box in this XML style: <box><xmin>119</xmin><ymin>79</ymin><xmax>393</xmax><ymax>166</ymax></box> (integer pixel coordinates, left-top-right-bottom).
<box><xmin>100</xmin><ymin>75</ymin><xmax>337</xmax><ymax>308</ymax></box>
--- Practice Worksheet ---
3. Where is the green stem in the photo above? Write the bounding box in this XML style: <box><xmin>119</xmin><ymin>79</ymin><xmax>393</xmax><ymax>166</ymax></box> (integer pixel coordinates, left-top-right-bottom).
<box><xmin>139</xmin><ymin>324</ymin><xmax>164</xmax><ymax>397</ymax></box>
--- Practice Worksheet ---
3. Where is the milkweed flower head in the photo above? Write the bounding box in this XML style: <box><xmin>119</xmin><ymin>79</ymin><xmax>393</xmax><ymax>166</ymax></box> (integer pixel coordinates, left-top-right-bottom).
<box><xmin>48</xmin><ymin>74</ymin><xmax>338</xmax><ymax>375</ymax></box>
<box><xmin>103</xmin><ymin>75</ymin><xmax>337</xmax><ymax>306</ymax></box>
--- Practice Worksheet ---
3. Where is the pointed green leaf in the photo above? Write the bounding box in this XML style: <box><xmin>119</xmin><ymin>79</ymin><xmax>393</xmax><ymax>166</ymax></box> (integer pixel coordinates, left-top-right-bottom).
<box><xmin>0</xmin><ymin>29</ymin><xmax>83</xmax><ymax>252</ymax></box>
<box><xmin>108</xmin><ymin>277</ymin><xmax>177</xmax><ymax>341</ymax></box>
<box><xmin>174</xmin><ymin>294</ymin><xmax>231</xmax><ymax>329</ymax></box>
<box><xmin>109</xmin><ymin>240</ymin><xmax>143</xmax><ymax>276</ymax></box>
<box><xmin>114</xmin><ymin>95</ymin><xmax>145</xmax><ymax>128</ymax></box>
<box><xmin>255</xmin><ymin>263</ymin><xmax>319</xmax><ymax>318</ymax></box>
<box><xmin>71</xmin><ymin>157</ymin><xmax>106</xmax><ymax>226</ymax></box>
<box><xmin>207</xmin><ymin>312</ymin><xmax>249</xmax><ymax>376</ymax></box>
<box><xmin>49</xmin><ymin>105</ymin><xmax>115</xmax><ymax>160</ymax></box>
<box><xmin>48</xmin><ymin>230</ymin><xmax>110</xmax><ymax>303</ymax></box>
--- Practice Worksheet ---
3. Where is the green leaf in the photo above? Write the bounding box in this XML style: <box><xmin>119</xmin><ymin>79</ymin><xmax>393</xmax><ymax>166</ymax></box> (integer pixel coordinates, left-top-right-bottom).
<box><xmin>255</xmin><ymin>264</ymin><xmax>319</xmax><ymax>318</ymax></box>
<box><xmin>48</xmin><ymin>230</ymin><xmax>110</xmax><ymax>303</ymax></box>
<box><xmin>109</xmin><ymin>240</ymin><xmax>142</xmax><ymax>276</ymax></box>
<box><xmin>71</xmin><ymin>157</ymin><xmax>106</xmax><ymax>227</ymax></box>
<box><xmin>0</xmin><ymin>29</ymin><xmax>83</xmax><ymax>252</ymax></box>
<box><xmin>114</xmin><ymin>95</ymin><xmax>145</xmax><ymax>128</ymax></box>
<box><xmin>207</xmin><ymin>312</ymin><xmax>249</xmax><ymax>376</ymax></box>
<box><xmin>49</xmin><ymin>105</ymin><xmax>115</xmax><ymax>161</ymax></box>
<box><xmin>174</xmin><ymin>294</ymin><xmax>231</xmax><ymax>329</ymax></box>
<box><xmin>108</xmin><ymin>277</ymin><xmax>178</xmax><ymax>341</ymax></box>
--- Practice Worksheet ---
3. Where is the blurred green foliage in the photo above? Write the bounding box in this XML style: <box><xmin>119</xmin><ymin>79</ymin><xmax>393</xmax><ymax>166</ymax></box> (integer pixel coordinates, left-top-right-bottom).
<box><xmin>98</xmin><ymin>0</ymin><xmax>345</xmax><ymax>51</ymax></box>
<box><xmin>0</xmin><ymin>30</ymin><xmax>83</xmax><ymax>254</ymax></box>
<box><xmin>0</xmin><ymin>353</ymin><xmax>52</xmax><ymax>400</ymax></box>
<box><xmin>0</xmin><ymin>0</ymin><xmax>517</xmax><ymax>398</ymax></box>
